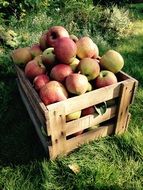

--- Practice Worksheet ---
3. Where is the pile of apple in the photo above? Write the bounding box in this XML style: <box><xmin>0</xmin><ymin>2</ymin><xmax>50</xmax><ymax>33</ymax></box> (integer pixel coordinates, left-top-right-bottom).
<box><xmin>11</xmin><ymin>26</ymin><xmax>124</xmax><ymax>126</ymax></box>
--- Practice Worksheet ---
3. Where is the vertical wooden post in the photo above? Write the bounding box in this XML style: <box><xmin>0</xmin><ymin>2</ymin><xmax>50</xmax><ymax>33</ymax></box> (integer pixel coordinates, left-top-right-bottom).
<box><xmin>48</xmin><ymin>107</ymin><xmax>67</xmax><ymax>159</ymax></box>
<box><xmin>115</xmin><ymin>80</ymin><xmax>135</xmax><ymax>134</ymax></box>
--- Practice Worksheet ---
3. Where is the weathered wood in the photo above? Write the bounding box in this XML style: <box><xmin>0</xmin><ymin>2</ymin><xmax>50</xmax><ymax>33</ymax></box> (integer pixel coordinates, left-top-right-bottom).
<box><xmin>47</xmin><ymin>82</ymin><xmax>123</xmax><ymax>115</ymax></box>
<box><xmin>15</xmin><ymin>65</ymin><xmax>47</xmax><ymax>114</ymax></box>
<box><xmin>48</xmin><ymin>108</ymin><xmax>67</xmax><ymax>159</ymax></box>
<box><xmin>65</xmin><ymin>124</ymin><xmax>114</xmax><ymax>155</ymax></box>
<box><xmin>17</xmin><ymin>79</ymin><xmax>49</xmax><ymax>153</ymax></box>
<box><xmin>65</xmin><ymin>105</ymin><xmax>117</xmax><ymax>136</ymax></box>
<box><xmin>18</xmin><ymin>76</ymin><xmax>47</xmax><ymax>131</ymax></box>
<box><xmin>115</xmin><ymin>80</ymin><xmax>135</xmax><ymax>134</ymax></box>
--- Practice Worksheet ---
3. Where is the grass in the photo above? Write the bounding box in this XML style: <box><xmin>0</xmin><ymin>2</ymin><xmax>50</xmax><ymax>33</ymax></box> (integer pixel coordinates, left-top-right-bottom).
<box><xmin>0</xmin><ymin>3</ymin><xmax>143</xmax><ymax>190</ymax></box>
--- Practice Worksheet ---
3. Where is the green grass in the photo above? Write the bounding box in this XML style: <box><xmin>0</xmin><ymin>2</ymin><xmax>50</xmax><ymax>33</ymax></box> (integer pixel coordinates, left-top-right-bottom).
<box><xmin>0</xmin><ymin>3</ymin><xmax>143</xmax><ymax>190</ymax></box>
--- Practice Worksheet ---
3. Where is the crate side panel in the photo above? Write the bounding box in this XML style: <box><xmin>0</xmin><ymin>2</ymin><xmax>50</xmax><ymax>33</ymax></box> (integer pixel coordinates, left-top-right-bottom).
<box><xmin>65</xmin><ymin>105</ymin><xmax>117</xmax><ymax>136</ymax></box>
<box><xmin>48</xmin><ymin>109</ymin><xmax>67</xmax><ymax>159</ymax></box>
<box><xmin>47</xmin><ymin>83</ymin><xmax>122</xmax><ymax>115</ymax></box>
<box><xmin>115</xmin><ymin>80</ymin><xmax>135</xmax><ymax>134</ymax></box>
<box><xmin>17</xmin><ymin>79</ymin><xmax>49</xmax><ymax>154</ymax></box>
<box><xmin>15</xmin><ymin>65</ymin><xmax>47</xmax><ymax>114</ymax></box>
<box><xmin>65</xmin><ymin>124</ymin><xmax>114</xmax><ymax>155</ymax></box>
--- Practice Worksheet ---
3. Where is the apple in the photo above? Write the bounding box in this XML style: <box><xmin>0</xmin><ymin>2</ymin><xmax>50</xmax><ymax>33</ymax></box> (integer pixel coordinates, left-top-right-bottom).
<box><xmin>33</xmin><ymin>74</ymin><xmax>50</xmax><ymax>91</ymax></box>
<box><xmin>39</xmin><ymin>81</ymin><xmax>68</xmax><ymax>105</ymax></box>
<box><xmin>92</xmin><ymin>43</ymin><xmax>99</xmax><ymax>59</ymax></box>
<box><xmin>46</xmin><ymin>26</ymin><xmax>69</xmax><ymax>47</ymax></box>
<box><xmin>65</xmin><ymin>73</ymin><xmax>89</xmax><ymax>95</ymax></box>
<box><xmin>50</xmin><ymin>64</ymin><xmax>73</xmax><ymax>83</ymax></box>
<box><xmin>42</xmin><ymin>47</ymin><xmax>56</xmax><ymax>69</ymax></box>
<box><xmin>66</xmin><ymin>110</ymin><xmax>81</xmax><ymax>122</ymax></box>
<box><xmin>54</xmin><ymin>37</ymin><xmax>77</xmax><ymax>64</ymax></box>
<box><xmin>25</xmin><ymin>59</ymin><xmax>46</xmax><ymax>80</ymax></box>
<box><xmin>30</xmin><ymin>44</ymin><xmax>42</xmax><ymax>58</ymax></box>
<box><xmin>78</xmin><ymin>58</ymin><xmax>100</xmax><ymax>81</ymax></box>
<box><xmin>100</xmin><ymin>50</ymin><xmax>124</xmax><ymax>73</ymax></box>
<box><xmin>76</xmin><ymin>37</ymin><xmax>97</xmax><ymax>59</ymax></box>
<box><xmin>81</xmin><ymin>106</ymin><xmax>96</xmax><ymax>116</ymax></box>
<box><xmin>95</xmin><ymin>70</ymin><xmax>118</xmax><ymax>88</ymax></box>
<box><xmin>69</xmin><ymin>57</ymin><xmax>80</xmax><ymax>71</ymax></box>
<box><xmin>70</xmin><ymin>34</ymin><xmax>79</xmax><ymax>43</ymax></box>
<box><xmin>87</xmin><ymin>82</ymin><xmax>93</xmax><ymax>92</ymax></box>
<box><xmin>39</xmin><ymin>31</ymin><xmax>48</xmax><ymax>50</ymax></box>
<box><xmin>11</xmin><ymin>47</ymin><xmax>32</xmax><ymax>67</ymax></box>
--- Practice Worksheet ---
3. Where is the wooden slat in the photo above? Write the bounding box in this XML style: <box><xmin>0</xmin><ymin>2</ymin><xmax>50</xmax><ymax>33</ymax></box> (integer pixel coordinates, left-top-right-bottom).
<box><xmin>117</xmin><ymin>71</ymin><xmax>138</xmax><ymax>81</ymax></box>
<box><xmin>15</xmin><ymin>65</ymin><xmax>47</xmax><ymax>114</ymax></box>
<box><xmin>65</xmin><ymin>124</ymin><xmax>114</xmax><ymax>155</ymax></box>
<box><xmin>115</xmin><ymin>80</ymin><xmax>135</xmax><ymax>134</ymax></box>
<box><xmin>65</xmin><ymin>105</ymin><xmax>117</xmax><ymax>136</ymax></box>
<box><xmin>48</xmin><ymin>108</ymin><xmax>67</xmax><ymax>159</ymax></box>
<box><xmin>18</xmin><ymin>76</ymin><xmax>47</xmax><ymax>131</ymax></box>
<box><xmin>47</xmin><ymin>82</ymin><xmax>123</xmax><ymax>115</ymax></box>
<box><xmin>16</xmin><ymin>79</ymin><xmax>49</xmax><ymax>154</ymax></box>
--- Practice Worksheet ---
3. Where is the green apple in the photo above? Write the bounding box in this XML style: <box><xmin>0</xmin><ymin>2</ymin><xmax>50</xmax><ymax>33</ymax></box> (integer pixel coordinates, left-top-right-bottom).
<box><xmin>66</xmin><ymin>110</ymin><xmax>81</xmax><ymax>122</ymax></box>
<box><xmin>100</xmin><ymin>50</ymin><xmax>124</xmax><ymax>73</ymax></box>
<box><xmin>42</xmin><ymin>47</ymin><xmax>56</xmax><ymax>69</ymax></box>
<box><xmin>69</xmin><ymin>57</ymin><xmax>80</xmax><ymax>71</ymax></box>
<box><xmin>78</xmin><ymin>58</ymin><xmax>100</xmax><ymax>81</ymax></box>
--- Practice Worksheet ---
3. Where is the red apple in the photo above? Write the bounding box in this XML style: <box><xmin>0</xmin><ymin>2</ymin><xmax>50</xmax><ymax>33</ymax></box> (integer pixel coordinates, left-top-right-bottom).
<box><xmin>65</xmin><ymin>73</ymin><xmax>89</xmax><ymax>95</ymax></box>
<box><xmin>11</xmin><ymin>47</ymin><xmax>32</xmax><ymax>67</ymax></box>
<box><xmin>54</xmin><ymin>37</ymin><xmax>77</xmax><ymax>64</ymax></box>
<box><xmin>39</xmin><ymin>81</ymin><xmax>68</xmax><ymax>105</ymax></box>
<box><xmin>33</xmin><ymin>74</ymin><xmax>50</xmax><ymax>91</ymax></box>
<box><xmin>30</xmin><ymin>44</ymin><xmax>42</xmax><ymax>58</ymax></box>
<box><xmin>25</xmin><ymin>59</ymin><xmax>46</xmax><ymax>80</ymax></box>
<box><xmin>42</xmin><ymin>47</ymin><xmax>56</xmax><ymax>68</ymax></box>
<box><xmin>39</xmin><ymin>31</ymin><xmax>48</xmax><ymax>50</ymax></box>
<box><xmin>78</xmin><ymin>58</ymin><xmax>100</xmax><ymax>81</ymax></box>
<box><xmin>46</xmin><ymin>26</ymin><xmax>69</xmax><ymax>47</ymax></box>
<box><xmin>81</xmin><ymin>106</ymin><xmax>96</xmax><ymax>116</ymax></box>
<box><xmin>95</xmin><ymin>70</ymin><xmax>118</xmax><ymax>88</ymax></box>
<box><xmin>50</xmin><ymin>64</ymin><xmax>73</xmax><ymax>83</ymax></box>
<box><xmin>76</xmin><ymin>37</ymin><xmax>97</xmax><ymax>59</ymax></box>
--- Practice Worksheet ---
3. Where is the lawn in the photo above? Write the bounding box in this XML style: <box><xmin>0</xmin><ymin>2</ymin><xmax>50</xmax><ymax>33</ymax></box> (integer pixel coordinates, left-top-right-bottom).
<box><xmin>0</xmin><ymin>3</ymin><xmax>143</xmax><ymax>190</ymax></box>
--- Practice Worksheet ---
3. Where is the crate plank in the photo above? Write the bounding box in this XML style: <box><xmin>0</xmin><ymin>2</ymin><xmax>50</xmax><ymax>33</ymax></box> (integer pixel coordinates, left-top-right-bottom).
<box><xmin>17</xmin><ymin>79</ymin><xmax>49</xmax><ymax>154</ymax></box>
<box><xmin>48</xmin><ymin>109</ymin><xmax>67</xmax><ymax>159</ymax></box>
<box><xmin>15</xmin><ymin>65</ymin><xmax>47</xmax><ymax>114</ymax></box>
<box><xmin>65</xmin><ymin>105</ymin><xmax>117</xmax><ymax>136</ymax></box>
<box><xmin>65</xmin><ymin>124</ymin><xmax>114</xmax><ymax>155</ymax></box>
<box><xmin>18</xmin><ymin>76</ymin><xmax>47</xmax><ymax>131</ymax></box>
<box><xmin>115</xmin><ymin>80</ymin><xmax>135</xmax><ymax>134</ymax></box>
<box><xmin>47</xmin><ymin>82</ymin><xmax>124</xmax><ymax>115</ymax></box>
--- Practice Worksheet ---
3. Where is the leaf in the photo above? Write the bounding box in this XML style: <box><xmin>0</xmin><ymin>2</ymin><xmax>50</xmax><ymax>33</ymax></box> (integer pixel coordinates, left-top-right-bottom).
<box><xmin>68</xmin><ymin>163</ymin><xmax>80</xmax><ymax>174</ymax></box>
<box><xmin>94</xmin><ymin>101</ymin><xmax>107</xmax><ymax>115</ymax></box>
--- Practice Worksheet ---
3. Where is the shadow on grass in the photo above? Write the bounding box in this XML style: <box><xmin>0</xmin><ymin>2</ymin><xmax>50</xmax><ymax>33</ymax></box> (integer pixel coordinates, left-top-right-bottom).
<box><xmin>0</xmin><ymin>78</ymin><xmax>46</xmax><ymax>167</ymax></box>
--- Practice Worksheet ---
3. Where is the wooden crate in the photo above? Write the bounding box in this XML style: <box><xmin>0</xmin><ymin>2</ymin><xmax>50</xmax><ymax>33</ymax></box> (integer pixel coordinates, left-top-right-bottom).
<box><xmin>15</xmin><ymin>65</ymin><xmax>138</xmax><ymax>160</ymax></box>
